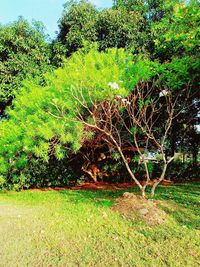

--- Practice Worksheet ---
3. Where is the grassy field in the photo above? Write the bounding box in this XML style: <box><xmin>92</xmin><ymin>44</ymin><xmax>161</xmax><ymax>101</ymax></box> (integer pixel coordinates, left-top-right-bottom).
<box><xmin>0</xmin><ymin>183</ymin><xmax>200</xmax><ymax>267</ymax></box>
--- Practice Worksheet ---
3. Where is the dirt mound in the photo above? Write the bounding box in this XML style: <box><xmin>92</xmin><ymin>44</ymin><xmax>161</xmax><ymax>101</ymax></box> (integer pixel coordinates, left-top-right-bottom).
<box><xmin>112</xmin><ymin>192</ymin><xmax>166</xmax><ymax>225</ymax></box>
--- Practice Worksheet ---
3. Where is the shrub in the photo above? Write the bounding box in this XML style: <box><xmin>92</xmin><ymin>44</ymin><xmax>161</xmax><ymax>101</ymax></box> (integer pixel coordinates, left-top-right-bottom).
<box><xmin>166</xmin><ymin>162</ymin><xmax>200</xmax><ymax>182</ymax></box>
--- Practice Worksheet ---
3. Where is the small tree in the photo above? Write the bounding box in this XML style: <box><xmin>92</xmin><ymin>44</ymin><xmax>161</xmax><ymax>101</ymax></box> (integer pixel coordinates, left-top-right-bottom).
<box><xmin>72</xmin><ymin>80</ymin><xmax>190</xmax><ymax>197</ymax></box>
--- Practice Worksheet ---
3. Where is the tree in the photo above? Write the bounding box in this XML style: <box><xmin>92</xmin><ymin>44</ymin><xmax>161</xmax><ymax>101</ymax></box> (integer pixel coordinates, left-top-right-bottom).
<box><xmin>152</xmin><ymin>0</ymin><xmax>200</xmax><ymax>156</ymax></box>
<box><xmin>0</xmin><ymin>17</ymin><xmax>51</xmax><ymax>114</ymax></box>
<box><xmin>96</xmin><ymin>7</ymin><xmax>145</xmax><ymax>52</ymax></box>
<box><xmin>72</xmin><ymin>72</ymin><xmax>191</xmax><ymax>197</ymax></box>
<box><xmin>0</xmin><ymin>46</ymin><xmax>193</xmax><ymax>195</ymax></box>
<box><xmin>57</xmin><ymin>0</ymin><xmax>98</xmax><ymax>56</ymax></box>
<box><xmin>152</xmin><ymin>0</ymin><xmax>199</xmax><ymax>60</ymax></box>
<box><xmin>56</xmin><ymin>0</ymin><xmax>146</xmax><ymax>59</ymax></box>
<box><xmin>0</xmin><ymin>47</ymin><xmax>127</xmax><ymax>189</ymax></box>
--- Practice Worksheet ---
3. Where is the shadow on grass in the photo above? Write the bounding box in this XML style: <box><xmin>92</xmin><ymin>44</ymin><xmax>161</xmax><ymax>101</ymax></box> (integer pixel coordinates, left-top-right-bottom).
<box><xmin>150</xmin><ymin>183</ymin><xmax>200</xmax><ymax>230</ymax></box>
<box><xmin>59</xmin><ymin>187</ymin><xmax>140</xmax><ymax>207</ymax></box>
<box><xmin>59</xmin><ymin>183</ymin><xmax>200</xmax><ymax>229</ymax></box>
<box><xmin>153</xmin><ymin>183</ymin><xmax>200</xmax><ymax>210</ymax></box>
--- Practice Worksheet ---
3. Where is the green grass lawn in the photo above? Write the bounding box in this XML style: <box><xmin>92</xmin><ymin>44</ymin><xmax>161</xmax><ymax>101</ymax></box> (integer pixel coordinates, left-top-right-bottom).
<box><xmin>0</xmin><ymin>183</ymin><xmax>199</xmax><ymax>267</ymax></box>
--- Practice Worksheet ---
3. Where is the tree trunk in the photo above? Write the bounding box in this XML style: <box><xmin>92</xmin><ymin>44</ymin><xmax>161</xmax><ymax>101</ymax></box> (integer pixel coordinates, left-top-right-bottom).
<box><xmin>141</xmin><ymin>187</ymin><xmax>146</xmax><ymax>198</ymax></box>
<box><xmin>113</xmin><ymin>142</ymin><xmax>144</xmax><ymax>194</ymax></box>
<box><xmin>151</xmin><ymin>163</ymin><xmax>168</xmax><ymax>197</ymax></box>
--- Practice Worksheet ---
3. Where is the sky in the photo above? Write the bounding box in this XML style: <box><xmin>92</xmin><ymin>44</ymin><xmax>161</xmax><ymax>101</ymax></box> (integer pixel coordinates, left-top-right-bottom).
<box><xmin>0</xmin><ymin>0</ymin><xmax>113</xmax><ymax>38</ymax></box>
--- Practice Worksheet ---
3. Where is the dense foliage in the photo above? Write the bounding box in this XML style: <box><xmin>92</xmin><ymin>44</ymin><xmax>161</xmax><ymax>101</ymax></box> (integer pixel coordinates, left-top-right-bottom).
<box><xmin>55</xmin><ymin>0</ymin><xmax>145</xmax><ymax>59</ymax></box>
<box><xmin>0</xmin><ymin>47</ymin><xmax>134</xmax><ymax>189</ymax></box>
<box><xmin>0</xmin><ymin>17</ymin><xmax>51</xmax><ymax>113</ymax></box>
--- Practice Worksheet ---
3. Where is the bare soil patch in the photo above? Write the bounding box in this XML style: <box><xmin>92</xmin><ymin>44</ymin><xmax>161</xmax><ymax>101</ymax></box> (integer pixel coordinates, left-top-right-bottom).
<box><xmin>29</xmin><ymin>182</ymin><xmax>137</xmax><ymax>192</ymax></box>
<box><xmin>112</xmin><ymin>192</ymin><xmax>167</xmax><ymax>225</ymax></box>
<box><xmin>29</xmin><ymin>180</ymin><xmax>173</xmax><ymax>192</ymax></box>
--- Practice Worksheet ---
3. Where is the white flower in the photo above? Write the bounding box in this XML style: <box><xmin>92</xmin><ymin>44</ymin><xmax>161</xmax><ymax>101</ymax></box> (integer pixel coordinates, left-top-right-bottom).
<box><xmin>121</xmin><ymin>98</ymin><xmax>131</xmax><ymax>105</ymax></box>
<box><xmin>159</xmin><ymin>89</ymin><xmax>169</xmax><ymax>97</ymax></box>
<box><xmin>108</xmin><ymin>82</ymin><xmax>120</xmax><ymax>90</ymax></box>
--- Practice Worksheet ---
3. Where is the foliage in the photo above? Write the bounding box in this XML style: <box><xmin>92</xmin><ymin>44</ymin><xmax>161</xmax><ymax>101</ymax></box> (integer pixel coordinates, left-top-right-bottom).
<box><xmin>152</xmin><ymin>0</ymin><xmax>200</xmax><ymax>157</ymax></box>
<box><xmin>57</xmin><ymin>0</ymin><xmax>97</xmax><ymax>56</ymax></box>
<box><xmin>55</xmin><ymin>0</ymin><xmax>147</xmax><ymax>60</ymax></box>
<box><xmin>114</xmin><ymin>0</ymin><xmax>183</xmax><ymax>54</ymax></box>
<box><xmin>166</xmin><ymin>162</ymin><xmax>200</xmax><ymax>182</ymax></box>
<box><xmin>21</xmin><ymin>156</ymin><xmax>81</xmax><ymax>189</ymax></box>
<box><xmin>0</xmin><ymin>47</ymin><xmax>137</xmax><ymax>188</ymax></box>
<box><xmin>50</xmin><ymin>40</ymin><xmax>67</xmax><ymax>67</ymax></box>
<box><xmin>153</xmin><ymin>0</ymin><xmax>200</xmax><ymax>60</ymax></box>
<box><xmin>0</xmin><ymin>17</ymin><xmax>51</xmax><ymax>113</ymax></box>
<box><xmin>96</xmin><ymin>7</ymin><xmax>145</xmax><ymax>52</ymax></box>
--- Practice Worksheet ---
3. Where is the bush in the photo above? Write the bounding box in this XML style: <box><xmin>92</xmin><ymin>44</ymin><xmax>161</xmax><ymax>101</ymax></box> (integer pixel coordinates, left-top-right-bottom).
<box><xmin>166</xmin><ymin>162</ymin><xmax>200</xmax><ymax>182</ymax></box>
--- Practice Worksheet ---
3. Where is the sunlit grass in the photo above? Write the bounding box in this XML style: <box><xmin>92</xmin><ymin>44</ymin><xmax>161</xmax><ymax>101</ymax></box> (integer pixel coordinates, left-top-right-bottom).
<box><xmin>0</xmin><ymin>183</ymin><xmax>200</xmax><ymax>266</ymax></box>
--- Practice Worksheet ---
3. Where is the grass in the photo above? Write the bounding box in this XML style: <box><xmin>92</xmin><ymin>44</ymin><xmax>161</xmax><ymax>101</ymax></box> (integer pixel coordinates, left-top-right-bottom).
<box><xmin>0</xmin><ymin>183</ymin><xmax>199</xmax><ymax>267</ymax></box>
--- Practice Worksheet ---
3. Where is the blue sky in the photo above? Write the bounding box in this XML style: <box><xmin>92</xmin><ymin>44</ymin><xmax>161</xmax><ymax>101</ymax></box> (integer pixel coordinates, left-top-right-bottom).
<box><xmin>0</xmin><ymin>0</ymin><xmax>113</xmax><ymax>38</ymax></box>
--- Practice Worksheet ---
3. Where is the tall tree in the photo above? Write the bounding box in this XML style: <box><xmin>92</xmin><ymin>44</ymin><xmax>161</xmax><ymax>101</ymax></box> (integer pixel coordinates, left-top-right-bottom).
<box><xmin>96</xmin><ymin>7</ymin><xmax>145</xmax><ymax>52</ymax></box>
<box><xmin>57</xmin><ymin>0</ymin><xmax>98</xmax><ymax>56</ymax></box>
<box><xmin>56</xmin><ymin>0</ymin><xmax>146</xmax><ymax>58</ymax></box>
<box><xmin>0</xmin><ymin>17</ymin><xmax>51</xmax><ymax>114</ymax></box>
<box><xmin>153</xmin><ymin>0</ymin><xmax>200</xmax><ymax>156</ymax></box>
